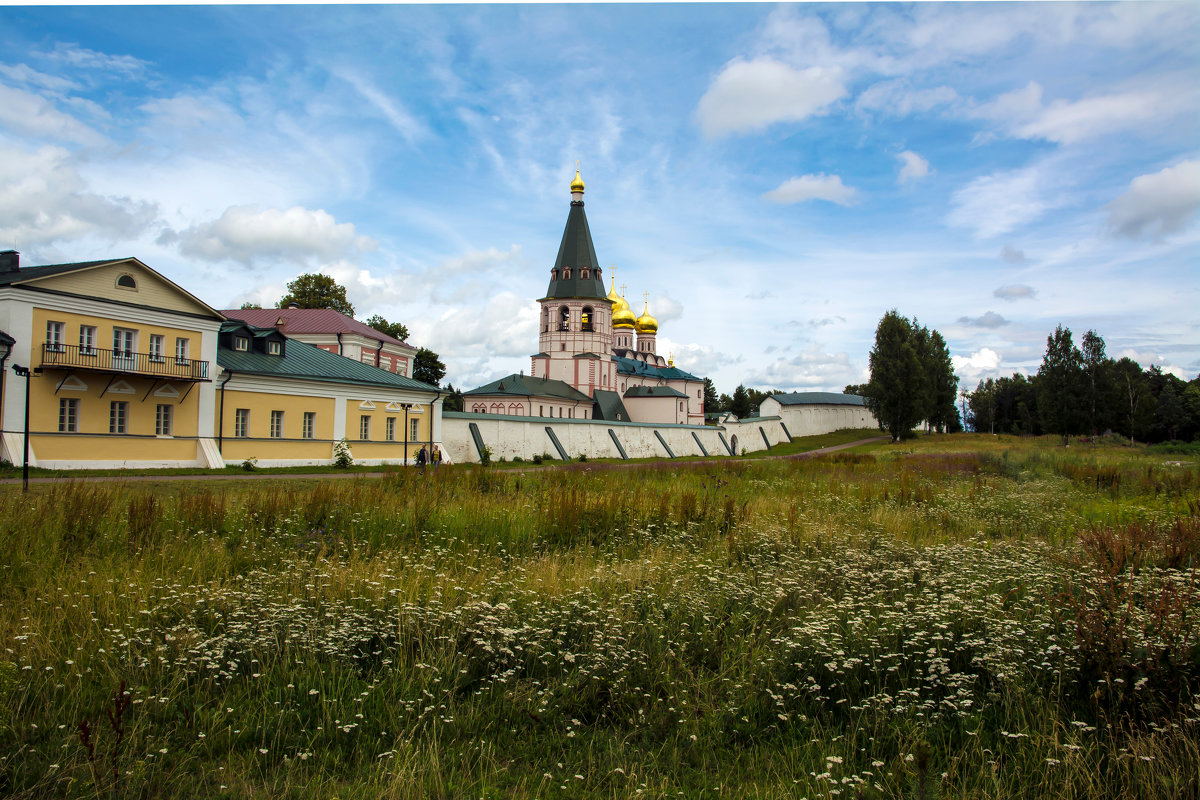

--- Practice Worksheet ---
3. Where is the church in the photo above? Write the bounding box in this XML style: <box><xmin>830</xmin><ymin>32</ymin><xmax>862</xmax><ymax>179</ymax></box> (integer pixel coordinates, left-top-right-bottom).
<box><xmin>463</xmin><ymin>170</ymin><xmax>706</xmax><ymax>425</ymax></box>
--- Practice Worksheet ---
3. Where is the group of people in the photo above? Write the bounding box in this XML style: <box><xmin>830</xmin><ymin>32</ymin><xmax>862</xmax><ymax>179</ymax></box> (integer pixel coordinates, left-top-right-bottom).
<box><xmin>414</xmin><ymin>444</ymin><xmax>441</xmax><ymax>468</ymax></box>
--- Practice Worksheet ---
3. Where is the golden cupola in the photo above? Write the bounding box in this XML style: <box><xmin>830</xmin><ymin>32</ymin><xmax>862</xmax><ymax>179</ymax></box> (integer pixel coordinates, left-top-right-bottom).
<box><xmin>635</xmin><ymin>300</ymin><xmax>658</xmax><ymax>334</ymax></box>
<box><xmin>609</xmin><ymin>277</ymin><xmax>635</xmax><ymax>328</ymax></box>
<box><xmin>570</xmin><ymin>168</ymin><xmax>585</xmax><ymax>195</ymax></box>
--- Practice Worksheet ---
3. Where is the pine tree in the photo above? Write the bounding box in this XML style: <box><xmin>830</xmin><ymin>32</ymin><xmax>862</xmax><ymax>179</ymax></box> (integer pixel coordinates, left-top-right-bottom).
<box><xmin>703</xmin><ymin>378</ymin><xmax>719</xmax><ymax>413</ymax></box>
<box><xmin>1036</xmin><ymin>325</ymin><xmax>1084</xmax><ymax>444</ymax></box>
<box><xmin>730</xmin><ymin>385</ymin><xmax>752</xmax><ymax>419</ymax></box>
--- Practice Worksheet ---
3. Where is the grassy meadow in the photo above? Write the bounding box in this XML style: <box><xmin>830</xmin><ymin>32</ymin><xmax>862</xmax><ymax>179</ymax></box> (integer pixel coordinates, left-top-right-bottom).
<box><xmin>1</xmin><ymin>433</ymin><xmax>1197</xmax><ymax>799</ymax></box>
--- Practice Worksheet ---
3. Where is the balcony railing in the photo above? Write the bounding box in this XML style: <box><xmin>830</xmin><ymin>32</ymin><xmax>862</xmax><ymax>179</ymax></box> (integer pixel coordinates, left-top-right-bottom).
<box><xmin>40</xmin><ymin>343</ymin><xmax>210</xmax><ymax>381</ymax></box>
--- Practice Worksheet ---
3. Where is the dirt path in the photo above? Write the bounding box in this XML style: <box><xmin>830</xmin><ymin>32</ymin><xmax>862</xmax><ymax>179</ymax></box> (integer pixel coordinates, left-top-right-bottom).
<box><xmin>0</xmin><ymin>435</ymin><xmax>890</xmax><ymax>486</ymax></box>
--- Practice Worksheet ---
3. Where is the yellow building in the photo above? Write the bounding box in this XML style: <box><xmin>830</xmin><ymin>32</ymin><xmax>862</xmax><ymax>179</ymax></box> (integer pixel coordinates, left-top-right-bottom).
<box><xmin>0</xmin><ymin>252</ymin><xmax>225</xmax><ymax>469</ymax></box>
<box><xmin>0</xmin><ymin>251</ymin><xmax>443</xmax><ymax>469</ymax></box>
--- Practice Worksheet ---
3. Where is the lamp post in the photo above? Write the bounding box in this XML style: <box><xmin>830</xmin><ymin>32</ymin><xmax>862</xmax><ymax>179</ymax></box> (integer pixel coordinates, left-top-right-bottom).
<box><xmin>11</xmin><ymin>364</ymin><xmax>42</xmax><ymax>492</ymax></box>
<box><xmin>400</xmin><ymin>403</ymin><xmax>412</xmax><ymax>465</ymax></box>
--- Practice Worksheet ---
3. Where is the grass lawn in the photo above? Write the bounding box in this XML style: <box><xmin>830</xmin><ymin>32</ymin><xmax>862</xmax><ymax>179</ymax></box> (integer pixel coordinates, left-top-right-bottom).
<box><xmin>1</xmin><ymin>434</ymin><xmax>1196</xmax><ymax>798</ymax></box>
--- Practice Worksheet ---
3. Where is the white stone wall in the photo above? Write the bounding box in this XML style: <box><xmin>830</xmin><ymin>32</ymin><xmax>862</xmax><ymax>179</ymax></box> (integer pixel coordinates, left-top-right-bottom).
<box><xmin>441</xmin><ymin>412</ymin><xmax>793</xmax><ymax>464</ymax></box>
<box><xmin>759</xmin><ymin>399</ymin><xmax>879</xmax><ymax>437</ymax></box>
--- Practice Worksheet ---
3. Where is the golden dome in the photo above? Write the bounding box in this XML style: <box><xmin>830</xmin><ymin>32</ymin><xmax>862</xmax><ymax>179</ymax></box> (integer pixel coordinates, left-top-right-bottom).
<box><xmin>635</xmin><ymin>300</ymin><xmax>658</xmax><ymax>334</ymax></box>
<box><xmin>570</xmin><ymin>168</ymin><xmax>585</xmax><ymax>194</ymax></box>
<box><xmin>608</xmin><ymin>276</ymin><xmax>635</xmax><ymax>328</ymax></box>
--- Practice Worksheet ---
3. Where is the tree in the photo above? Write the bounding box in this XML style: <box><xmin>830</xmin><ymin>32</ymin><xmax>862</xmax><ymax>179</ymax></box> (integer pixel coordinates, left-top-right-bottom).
<box><xmin>729</xmin><ymin>385</ymin><xmax>752</xmax><ymax>419</ymax></box>
<box><xmin>278</xmin><ymin>273</ymin><xmax>354</xmax><ymax>316</ymax></box>
<box><xmin>413</xmin><ymin>347</ymin><xmax>446</xmax><ymax>387</ymax></box>
<box><xmin>865</xmin><ymin>310</ymin><xmax>927</xmax><ymax>441</ymax></box>
<box><xmin>925</xmin><ymin>329</ymin><xmax>959</xmax><ymax>433</ymax></box>
<box><xmin>443</xmin><ymin>383</ymin><xmax>465</xmax><ymax>412</ymax></box>
<box><xmin>363</xmin><ymin>314</ymin><xmax>409</xmax><ymax>342</ymax></box>
<box><xmin>716</xmin><ymin>393</ymin><xmax>733</xmax><ymax>414</ymax></box>
<box><xmin>968</xmin><ymin>378</ymin><xmax>996</xmax><ymax>433</ymax></box>
<box><xmin>1113</xmin><ymin>357</ymin><xmax>1152</xmax><ymax>443</ymax></box>
<box><xmin>1080</xmin><ymin>330</ymin><xmax>1115</xmax><ymax>438</ymax></box>
<box><xmin>239</xmin><ymin>301</ymin><xmax>262</xmax><ymax>309</ymax></box>
<box><xmin>703</xmin><ymin>378</ymin><xmax>719</xmax><ymax>413</ymax></box>
<box><xmin>1036</xmin><ymin>325</ymin><xmax>1084</xmax><ymax>444</ymax></box>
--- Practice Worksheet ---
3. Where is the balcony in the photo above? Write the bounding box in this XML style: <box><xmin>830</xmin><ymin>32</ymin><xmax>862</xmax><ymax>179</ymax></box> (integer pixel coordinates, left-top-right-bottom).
<box><xmin>40</xmin><ymin>343</ymin><xmax>210</xmax><ymax>381</ymax></box>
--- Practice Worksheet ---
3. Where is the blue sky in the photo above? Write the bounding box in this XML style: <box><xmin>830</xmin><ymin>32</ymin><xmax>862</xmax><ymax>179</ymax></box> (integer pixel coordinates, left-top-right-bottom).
<box><xmin>1</xmin><ymin>3</ymin><xmax>1197</xmax><ymax>394</ymax></box>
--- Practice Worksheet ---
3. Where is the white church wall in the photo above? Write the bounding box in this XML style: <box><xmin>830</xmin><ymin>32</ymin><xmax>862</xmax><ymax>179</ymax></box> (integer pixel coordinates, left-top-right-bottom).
<box><xmin>758</xmin><ymin>398</ymin><xmax>879</xmax><ymax>437</ymax></box>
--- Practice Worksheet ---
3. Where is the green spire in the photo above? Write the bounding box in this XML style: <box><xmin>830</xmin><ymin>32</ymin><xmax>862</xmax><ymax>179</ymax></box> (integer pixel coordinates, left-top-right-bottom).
<box><xmin>543</xmin><ymin>189</ymin><xmax>606</xmax><ymax>300</ymax></box>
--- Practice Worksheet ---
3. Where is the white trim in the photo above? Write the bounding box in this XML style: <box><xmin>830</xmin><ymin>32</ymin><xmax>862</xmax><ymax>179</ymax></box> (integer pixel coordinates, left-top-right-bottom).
<box><xmin>358</xmin><ymin>400</ymin><xmax>376</xmax><ymax>410</ymax></box>
<box><xmin>58</xmin><ymin>375</ymin><xmax>89</xmax><ymax>392</ymax></box>
<box><xmin>108</xmin><ymin>379</ymin><xmax>135</xmax><ymax>395</ymax></box>
<box><xmin>153</xmin><ymin>384</ymin><xmax>181</xmax><ymax>398</ymax></box>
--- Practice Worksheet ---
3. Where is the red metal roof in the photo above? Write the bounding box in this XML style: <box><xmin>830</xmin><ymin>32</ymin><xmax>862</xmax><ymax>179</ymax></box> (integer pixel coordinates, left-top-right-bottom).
<box><xmin>221</xmin><ymin>308</ymin><xmax>410</xmax><ymax>347</ymax></box>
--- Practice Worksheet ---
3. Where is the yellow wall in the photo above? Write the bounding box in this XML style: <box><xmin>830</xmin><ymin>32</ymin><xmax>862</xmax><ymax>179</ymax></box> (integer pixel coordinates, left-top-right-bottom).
<box><xmin>219</xmin><ymin>389</ymin><xmax>335</xmax><ymax>441</ymax></box>
<box><xmin>346</xmin><ymin>401</ymin><xmax>429</xmax><ymax>444</ymax></box>
<box><xmin>33</xmin><ymin>435</ymin><xmax>197</xmax><ymax>461</ymax></box>
<box><xmin>27</xmin><ymin>261</ymin><xmax>215</xmax><ymax>317</ymax></box>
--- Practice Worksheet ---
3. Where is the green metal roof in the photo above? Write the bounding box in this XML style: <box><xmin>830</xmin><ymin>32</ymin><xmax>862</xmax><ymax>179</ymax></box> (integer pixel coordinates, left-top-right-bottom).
<box><xmin>613</xmin><ymin>355</ymin><xmax>701</xmax><ymax>382</ymax></box>
<box><xmin>624</xmin><ymin>385</ymin><xmax>688</xmax><ymax>398</ymax></box>
<box><xmin>592</xmin><ymin>389</ymin><xmax>631</xmax><ymax>422</ymax></box>
<box><xmin>463</xmin><ymin>373</ymin><xmax>591</xmax><ymax>402</ymax></box>
<box><xmin>542</xmin><ymin>201</ymin><xmax>607</xmax><ymax>300</ymax></box>
<box><xmin>769</xmin><ymin>392</ymin><xmax>866</xmax><ymax>407</ymax></box>
<box><xmin>217</xmin><ymin>324</ymin><xmax>439</xmax><ymax>392</ymax></box>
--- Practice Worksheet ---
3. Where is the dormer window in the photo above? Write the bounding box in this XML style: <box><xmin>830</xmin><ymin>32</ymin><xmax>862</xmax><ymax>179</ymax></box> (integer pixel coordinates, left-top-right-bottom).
<box><xmin>562</xmin><ymin>268</ymin><xmax>571</xmax><ymax>280</ymax></box>
<box><xmin>267</xmin><ymin>341</ymin><xmax>281</xmax><ymax>355</ymax></box>
<box><xmin>116</xmin><ymin>274</ymin><xmax>137</xmax><ymax>289</ymax></box>
<box><xmin>234</xmin><ymin>336</ymin><xmax>249</xmax><ymax>351</ymax></box>
<box><xmin>581</xmin><ymin>268</ymin><xmax>589</xmax><ymax>280</ymax></box>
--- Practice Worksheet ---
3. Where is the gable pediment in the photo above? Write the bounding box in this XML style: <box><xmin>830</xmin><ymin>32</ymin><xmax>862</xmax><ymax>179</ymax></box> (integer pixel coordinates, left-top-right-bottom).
<box><xmin>23</xmin><ymin>259</ymin><xmax>223</xmax><ymax>319</ymax></box>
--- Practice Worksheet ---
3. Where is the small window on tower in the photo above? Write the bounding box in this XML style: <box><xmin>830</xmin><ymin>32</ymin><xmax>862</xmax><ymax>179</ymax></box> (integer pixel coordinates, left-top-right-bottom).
<box><xmin>581</xmin><ymin>307</ymin><xmax>593</xmax><ymax>332</ymax></box>
<box><xmin>559</xmin><ymin>307</ymin><xmax>570</xmax><ymax>331</ymax></box>
<box><xmin>581</xmin><ymin>269</ymin><xmax>589</xmax><ymax>279</ymax></box>
<box><xmin>562</xmin><ymin>268</ymin><xmax>571</xmax><ymax>280</ymax></box>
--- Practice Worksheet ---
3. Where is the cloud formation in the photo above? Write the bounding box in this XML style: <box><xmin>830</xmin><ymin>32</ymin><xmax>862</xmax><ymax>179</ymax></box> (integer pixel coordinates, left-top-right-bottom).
<box><xmin>896</xmin><ymin>150</ymin><xmax>930</xmax><ymax>183</ymax></box>
<box><xmin>1106</xmin><ymin>160</ymin><xmax>1200</xmax><ymax>239</ymax></box>
<box><xmin>952</xmin><ymin>347</ymin><xmax>1003</xmax><ymax>382</ymax></box>
<box><xmin>947</xmin><ymin>166</ymin><xmax>1059</xmax><ymax>238</ymax></box>
<box><xmin>999</xmin><ymin>244</ymin><xmax>1027</xmax><ymax>264</ymax></box>
<box><xmin>696</xmin><ymin>58</ymin><xmax>846</xmax><ymax>137</ymax></box>
<box><xmin>994</xmin><ymin>284</ymin><xmax>1037</xmax><ymax>302</ymax></box>
<box><xmin>763</xmin><ymin>174</ymin><xmax>857</xmax><ymax>206</ymax></box>
<box><xmin>956</xmin><ymin>311</ymin><xmax>1008</xmax><ymax>328</ymax></box>
<box><xmin>162</xmin><ymin>206</ymin><xmax>378</xmax><ymax>266</ymax></box>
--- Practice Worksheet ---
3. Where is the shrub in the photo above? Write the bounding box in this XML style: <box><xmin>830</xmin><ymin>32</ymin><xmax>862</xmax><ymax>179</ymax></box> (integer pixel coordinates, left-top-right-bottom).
<box><xmin>332</xmin><ymin>438</ymin><xmax>354</xmax><ymax>468</ymax></box>
<box><xmin>241</xmin><ymin>456</ymin><xmax>258</xmax><ymax>472</ymax></box>
<box><xmin>479</xmin><ymin>444</ymin><xmax>492</xmax><ymax>467</ymax></box>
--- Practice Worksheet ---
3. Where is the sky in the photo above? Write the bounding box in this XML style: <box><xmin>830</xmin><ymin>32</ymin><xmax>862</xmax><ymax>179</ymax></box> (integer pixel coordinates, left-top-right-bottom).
<box><xmin>1</xmin><ymin>3</ymin><xmax>1197</xmax><ymax>395</ymax></box>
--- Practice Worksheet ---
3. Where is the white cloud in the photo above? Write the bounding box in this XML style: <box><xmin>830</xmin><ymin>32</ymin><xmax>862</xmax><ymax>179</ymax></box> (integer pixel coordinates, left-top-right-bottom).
<box><xmin>956</xmin><ymin>311</ymin><xmax>1008</xmax><ymax>329</ymax></box>
<box><xmin>650</xmin><ymin>295</ymin><xmax>683</xmax><ymax>325</ymax></box>
<box><xmin>162</xmin><ymin>205</ymin><xmax>377</xmax><ymax>266</ymax></box>
<box><xmin>952</xmin><ymin>347</ymin><xmax>1003</xmax><ymax>383</ymax></box>
<box><xmin>333</xmin><ymin>68</ymin><xmax>427</xmax><ymax>144</ymax></box>
<box><xmin>896</xmin><ymin>150</ymin><xmax>930</xmax><ymax>184</ymax></box>
<box><xmin>763</xmin><ymin>174</ymin><xmax>857</xmax><ymax>206</ymax></box>
<box><xmin>994</xmin><ymin>284</ymin><xmax>1036</xmax><ymax>302</ymax></box>
<box><xmin>1106</xmin><ymin>160</ymin><xmax>1200</xmax><ymax>239</ymax></box>
<box><xmin>0</xmin><ymin>143</ymin><xmax>156</xmax><ymax>248</ymax></box>
<box><xmin>0</xmin><ymin>84</ymin><xmax>104</xmax><ymax>145</ymax></box>
<box><xmin>418</xmin><ymin>291</ymin><xmax>539</xmax><ymax>360</ymax></box>
<box><xmin>696</xmin><ymin>57</ymin><xmax>846</xmax><ymax>137</ymax></box>
<box><xmin>743</xmin><ymin>344</ymin><xmax>864</xmax><ymax>392</ymax></box>
<box><xmin>857</xmin><ymin>80</ymin><xmax>958</xmax><ymax>116</ymax></box>
<box><xmin>947</xmin><ymin>166</ymin><xmax>1060</xmax><ymax>238</ymax></box>
<box><xmin>41</xmin><ymin>42</ymin><xmax>148</xmax><ymax>77</ymax></box>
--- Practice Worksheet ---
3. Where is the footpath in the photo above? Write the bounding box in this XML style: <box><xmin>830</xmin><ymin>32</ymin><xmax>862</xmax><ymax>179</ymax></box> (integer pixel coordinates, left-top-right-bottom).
<box><xmin>0</xmin><ymin>436</ymin><xmax>890</xmax><ymax>486</ymax></box>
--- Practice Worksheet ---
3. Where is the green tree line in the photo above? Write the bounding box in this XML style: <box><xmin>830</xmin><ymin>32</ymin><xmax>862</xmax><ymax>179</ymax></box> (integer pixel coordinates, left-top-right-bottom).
<box><xmin>966</xmin><ymin>325</ymin><xmax>1200</xmax><ymax>444</ymax></box>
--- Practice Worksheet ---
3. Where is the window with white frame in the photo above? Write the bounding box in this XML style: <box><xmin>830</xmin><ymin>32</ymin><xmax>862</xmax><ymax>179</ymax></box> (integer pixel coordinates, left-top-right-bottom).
<box><xmin>46</xmin><ymin>321</ymin><xmax>65</xmax><ymax>352</ymax></box>
<box><xmin>149</xmin><ymin>334</ymin><xmax>165</xmax><ymax>362</ymax></box>
<box><xmin>155</xmin><ymin>404</ymin><xmax>173</xmax><ymax>436</ymax></box>
<box><xmin>58</xmin><ymin>398</ymin><xmax>78</xmax><ymax>432</ymax></box>
<box><xmin>234</xmin><ymin>336</ymin><xmax>249</xmax><ymax>351</ymax></box>
<box><xmin>79</xmin><ymin>325</ymin><xmax>97</xmax><ymax>355</ymax></box>
<box><xmin>268</xmin><ymin>341</ymin><xmax>281</xmax><ymax>355</ymax></box>
<box><xmin>113</xmin><ymin>328</ymin><xmax>136</xmax><ymax>362</ymax></box>
<box><xmin>302</xmin><ymin>412</ymin><xmax>315</xmax><ymax>439</ymax></box>
<box><xmin>359</xmin><ymin>415</ymin><xmax>370</xmax><ymax>440</ymax></box>
<box><xmin>234</xmin><ymin>408</ymin><xmax>249</xmax><ymax>438</ymax></box>
<box><xmin>175</xmin><ymin>337</ymin><xmax>190</xmax><ymax>364</ymax></box>
<box><xmin>270</xmin><ymin>410</ymin><xmax>284</xmax><ymax>438</ymax></box>
<box><xmin>410</xmin><ymin>418</ymin><xmax>419</xmax><ymax>442</ymax></box>
<box><xmin>385</xmin><ymin>417</ymin><xmax>396</xmax><ymax>441</ymax></box>
<box><xmin>109</xmin><ymin>401</ymin><xmax>128</xmax><ymax>434</ymax></box>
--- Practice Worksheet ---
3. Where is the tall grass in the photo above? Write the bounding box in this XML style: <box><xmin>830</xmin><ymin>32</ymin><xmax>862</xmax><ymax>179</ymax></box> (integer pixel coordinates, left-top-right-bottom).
<box><xmin>1</xmin><ymin>436</ymin><xmax>1197</xmax><ymax>798</ymax></box>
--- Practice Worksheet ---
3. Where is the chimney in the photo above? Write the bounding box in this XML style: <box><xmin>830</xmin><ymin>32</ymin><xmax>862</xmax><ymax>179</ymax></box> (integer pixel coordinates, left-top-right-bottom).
<box><xmin>0</xmin><ymin>250</ymin><xmax>18</xmax><ymax>274</ymax></box>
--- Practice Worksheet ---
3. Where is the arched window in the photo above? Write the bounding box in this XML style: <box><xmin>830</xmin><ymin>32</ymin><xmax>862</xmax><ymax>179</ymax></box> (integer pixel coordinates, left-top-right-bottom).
<box><xmin>509</xmin><ymin>403</ymin><xmax>520</xmax><ymax>415</ymax></box>
<box><xmin>581</xmin><ymin>306</ymin><xmax>593</xmax><ymax>332</ymax></box>
<box><xmin>116</xmin><ymin>274</ymin><xmax>137</xmax><ymax>289</ymax></box>
<box><xmin>559</xmin><ymin>307</ymin><xmax>570</xmax><ymax>331</ymax></box>
<box><xmin>562</xmin><ymin>268</ymin><xmax>571</xmax><ymax>280</ymax></box>
<box><xmin>581</xmin><ymin>268</ymin><xmax>589</xmax><ymax>280</ymax></box>
<box><xmin>550</xmin><ymin>268</ymin><xmax>558</xmax><ymax>281</ymax></box>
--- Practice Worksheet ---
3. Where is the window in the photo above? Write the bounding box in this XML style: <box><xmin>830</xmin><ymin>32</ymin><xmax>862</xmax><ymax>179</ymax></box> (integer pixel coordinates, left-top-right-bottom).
<box><xmin>581</xmin><ymin>268</ymin><xmax>589</xmax><ymax>279</ymax></box>
<box><xmin>359</xmin><ymin>415</ymin><xmax>370</xmax><ymax>440</ymax></box>
<box><xmin>79</xmin><ymin>326</ymin><xmax>97</xmax><ymax>355</ymax></box>
<box><xmin>581</xmin><ymin>306</ymin><xmax>593</xmax><ymax>332</ymax></box>
<box><xmin>559</xmin><ymin>307</ymin><xmax>570</xmax><ymax>331</ymax></box>
<box><xmin>562</xmin><ymin>268</ymin><xmax>571</xmax><ymax>280</ymax></box>
<box><xmin>410</xmin><ymin>418</ymin><xmax>419</xmax><ymax>442</ymax></box>
<box><xmin>270</xmin><ymin>410</ymin><xmax>284</xmax><ymax>438</ymax></box>
<box><xmin>268</xmin><ymin>341</ymin><xmax>281</xmax><ymax>355</ymax></box>
<box><xmin>175</xmin><ymin>338</ymin><xmax>190</xmax><ymax>364</ymax></box>
<box><xmin>149</xmin><ymin>334</ymin><xmax>165</xmax><ymax>362</ymax></box>
<box><xmin>116</xmin><ymin>273</ymin><xmax>137</xmax><ymax>289</ymax></box>
<box><xmin>113</xmin><ymin>328</ymin><xmax>136</xmax><ymax>366</ymax></box>
<box><xmin>385</xmin><ymin>417</ymin><xmax>396</xmax><ymax>441</ymax></box>
<box><xmin>109</xmin><ymin>401</ymin><xmax>128</xmax><ymax>434</ymax></box>
<box><xmin>155</xmin><ymin>404</ymin><xmax>173</xmax><ymax>436</ymax></box>
<box><xmin>234</xmin><ymin>409</ymin><xmax>249</xmax><ymax>438</ymax></box>
<box><xmin>58</xmin><ymin>398</ymin><xmax>78</xmax><ymax>432</ymax></box>
<box><xmin>234</xmin><ymin>337</ymin><xmax>249</xmax><ymax>351</ymax></box>
<box><xmin>46</xmin><ymin>321</ymin><xmax>65</xmax><ymax>352</ymax></box>
<box><xmin>302</xmin><ymin>412</ymin><xmax>315</xmax><ymax>439</ymax></box>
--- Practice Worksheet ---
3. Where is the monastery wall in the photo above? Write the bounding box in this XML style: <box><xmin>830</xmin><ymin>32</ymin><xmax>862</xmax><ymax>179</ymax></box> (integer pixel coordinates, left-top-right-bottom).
<box><xmin>441</xmin><ymin>412</ymin><xmax>795</xmax><ymax>464</ymax></box>
<box><xmin>772</xmin><ymin>404</ymin><xmax>879</xmax><ymax>437</ymax></box>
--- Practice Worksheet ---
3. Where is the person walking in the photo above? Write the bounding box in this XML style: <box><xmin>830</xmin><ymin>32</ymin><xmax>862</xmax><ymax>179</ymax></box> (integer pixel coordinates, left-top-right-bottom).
<box><xmin>416</xmin><ymin>445</ymin><xmax>427</xmax><ymax>469</ymax></box>
<box><xmin>432</xmin><ymin>445</ymin><xmax>442</xmax><ymax>468</ymax></box>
